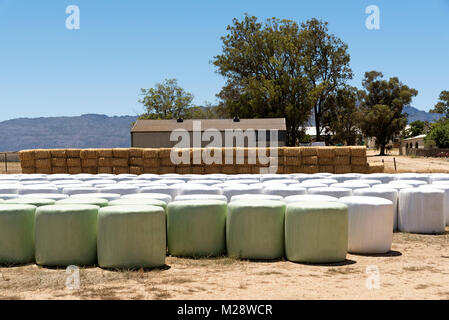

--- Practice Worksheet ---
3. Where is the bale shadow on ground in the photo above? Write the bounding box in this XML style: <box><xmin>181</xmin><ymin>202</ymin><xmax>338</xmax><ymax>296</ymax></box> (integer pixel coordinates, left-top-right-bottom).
<box><xmin>292</xmin><ymin>259</ymin><xmax>356</xmax><ymax>267</ymax></box>
<box><xmin>350</xmin><ymin>250</ymin><xmax>402</xmax><ymax>258</ymax></box>
<box><xmin>101</xmin><ymin>264</ymin><xmax>171</xmax><ymax>273</ymax></box>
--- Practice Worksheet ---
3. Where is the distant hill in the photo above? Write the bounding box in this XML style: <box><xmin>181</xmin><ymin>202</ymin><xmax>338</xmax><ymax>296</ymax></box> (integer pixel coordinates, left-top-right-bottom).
<box><xmin>403</xmin><ymin>106</ymin><xmax>443</xmax><ymax>123</ymax></box>
<box><xmin>0</xmin><ymin>114</ymin><xmax>137</xmax><ymax>152</ymax></box>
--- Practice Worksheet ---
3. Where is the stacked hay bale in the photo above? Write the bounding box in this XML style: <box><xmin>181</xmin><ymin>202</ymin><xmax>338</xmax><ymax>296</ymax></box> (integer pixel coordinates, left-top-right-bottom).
<box><xmin>300</xmin><ymin>147</ymin><xmax>319</xmax><ymax>174</ymax></box>
<box><xmin>129</xmin><ymin>148</ymin><xmax>144</xmax><ymax>175</ymax></box>
<box><xmin>97</xmin><ymin>149</ymin><xmax>113</xmax><ymax>174</ymax></box>
<box><xmin>112</xmin><ymin>148</ymin><xmax>130</xmax><ymax>174</ymax></box>
<box><xmin>317</xmin><ymin>147</ymin><xmax>335</xmax><ymax>173</ymax></box>
<box><xmin>222</xmin><ymin>147</ymin><xmax>238</xmax><ymax>175</ymax></box>
<box><xmin>142</xmin><ymin>149</ymin><xmax>159</xmax><ymax>174</ymax></box>
<box><xmin>368</xmin><ymin>163</ymin><xmax>385</xmax><ymax>173</ymax></box>
<box><xmin>334</xmin><ymin>147</ymin><xmax>351</xmax><ymax>174</ymax></box>
<box><xmin>350</xmin><ymin>147</ymin><xmax>368</xmax><ymax>173</ymax></box>
<box><xmin>18</xmin><ymin>150</ymin><xmax>36</xmax><ymax>174</ymax></box>
<box><xmin>50</xmin><ymin>149</ymin><xmax>67</xmax><ymax>174</ymax></box>
<box><xmin>284</xmin><ymin>147</ymin><xmax>301</xmax><ymax>174</ymax></box>
<box><xmin>34</xmin><ymin>149</ymin><xmax>52</xmax><ymax>174</ymax></box>
<box><xmin>66</xmin><ymin>149</ymin><xmax>82</xmax><ymax>174</ymax></box>
<box><xmin>174</xmin><ymin>148</ymin><xmax>191</xmax><ymax>174</ymax></box>
<box><xmin>80</xmin><ymin>149</ymin><xmax>98</xmax><ymax>174</ymax></box>
<box><xmin>203</xmin><ymin>147</ymin><xmax>222</xmax><ymax>174</ymax></box>
<box><xmin>251</xmin><ymin>147</ymin><xmax>271</xmax><ymax>174</ymax></box>
<box><xmin>236</xmin><ymin>148</ymin><xmax>252</xmax><ymax>174</ymax></box>
<box><xmin>158</xmin><ymin>148</ymin><xmax>176</xmax><ymax>174</ymax></box>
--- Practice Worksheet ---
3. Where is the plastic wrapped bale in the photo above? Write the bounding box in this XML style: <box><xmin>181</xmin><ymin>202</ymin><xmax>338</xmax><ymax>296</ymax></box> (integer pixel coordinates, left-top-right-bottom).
<box><xmin>392</xmin><ymin>180</ymin><xmax>427</xmax><ymax>187</ymax></box>
<box><xmin>19</xmin><ymin>185</ymin><xmax>58</xmax><ymax>195</ymax></box>
<box><xmin>185</xmin><ymin>180</ymin><xmax>222</xmax><ymax>186</ymax></box>
<box><xmin>299</xmin><ymin>181</ymin><xmax>328</xmax><ymax>189</ymax></box>
<box><xmin>20</xmin><ymin>193</ymin><xmax>68</xmax><ymax>201</ymax></box>
<box><xmin>0</xmin><ymin>194</ymin><xmax>19</xmax><ymax>200</ymax></box>
<box><xmin>97</xmin><ymin>205</ymin><xmax>166</xmax><ymax>268</ymax></box>
<box><xmin>262</xmin><ymin>185</ymin><xmax>307</xmax><ymax>198</ymax></box>
<box><xmin>0</xmin><ymin>204</ymin><xmax>36</xmax><ymax>264</ymax></box>
<box><xmin>4</xmin><ymin>198</ymin><xmax>55</xmax><ymax>207</ymax></box>
<box><xmin>56</xmin><ymin>198</ymin><xmax>109</xmax><ymax>208</ymax></box>
<box><xmin>260</xmin><ymin>174</ymin><xmax>292</xmax><ymax>182</ymax></box>
<box><xmin>230</xmin><ymin>194</ymin><xmax>284</xmax><ymax>202</ymax></box>
<box><xmin>226</xmin><ymin>200</ymin><xmax>285</xmax><ymax>259</ymax></box>
<box><xmin>35</xmin><ymin>205</ymin><xmax>99</xmax><ymax>266</ymax></box>
<box><xmin>396</xmin><ymin>173</ymin><xmax>430</xmax><ymax>183</ymax></box>
<box><xmin>353</xmin><ymin>188</ymin><xmax>398</xmax><ymax>230</ymax></box>
<box><xmin>430</xmin><ymin>174</ymin><xmax>449</xmax><ymax>184</ymax></box>
<box><xmin>301</xmin><ymin>178</ymin><xmax>338</xmax><ymax>186</ymax></box>
<box><xmin>418</xmin><ymin>185</ymin><xmax>449</xmax><ymax>226</ymax></box>
<box><xmin>71</xmin><ymin>193</ymin><xmax>121</xmax><ymax>201</ymax></box>
<box><xmin>0</xmin><ymin>184</ymin><xmax>20</xmax><ymax>194</ymax></box>
<box><xmin>338</xmin><ymin>196</ymin><xmax>393</xmax><ymax>254</ymax></box>
<box><xmin>398</xmin><ymin>188</ymin><xmax>445</xmax><ymax>234</ymax></box>
<box><xmin>431</xmin><ymin>180</ymin><xmax>449</xmax><ymax>186</ymax></box>
<box><xmin>285</xmin><ymin>202</ymin><xmax>348</xmax><ymax>263</ymax></box>
<box><xmin>222</xmin><ymin>185</ymin><xmax>263</xmax><ymax>202</ymax></box>
<box><xmin>373</xmin><ymin>183</ymin><xmax>412</xmax><ymax>191</ymax></box>
<box><xmin>167</xmin><ymin>200</ymin><xmax>227</xmax><ymax>257</ymax></box>
<box><xmin>140</xmin><ymin>186</ymin><xmax>180</xmax><ymax>199</ymax></box>
<box><xmin>99</xmin><ymin>185</ymin><xmax>139</xmax><ymax>195</ymax></box>
<box><xmin>174</xmin><ymin>194</ymin><xmax>228</xmax><ymax>202</ymax></box>
<box><xmin>360</xmin><ymin>174</ymin><xmax>396</xmax><ymax>184</ymax></box>
<box><xmin>285</xmin><ymin>194</ymin><xmax>338</xmax><ymax>203</ymax></box>
<box><xmin>308</xmin><ymin>187</ymin><xmax>352</xmax><ymax>198</ymax></box>
<box><xmin>330</xmin><ymin>182</ymin><xmax>370</xmax><ymax>191</ymax></box>
<box><xmin>177</xmin><ymin>184</ymin><xmax>222</xmax><ymax>196</ymax></box>
<box><xmin>62</xmin><ymin>187</ymin><xmax>99</xmax><ymax>196</ymax></box>
<box><xmin>121</xmin><ymin>193</ymin><xmax>172</xmax><ymax>203</ymax></box>
<box><xmin>344</xmin><ymin>179</ymin><xmax>382</xmax><ymax>186</ymax></box>
<box><xmin>264</xmin><ymin>179</ymin><xmax>300</xmax><ymax>185</ymax></box>
<box><xmin>156</xmin><ymin>179</ymin><xmax>186</xmax><ymax>186</ymax></box>
<box><xmin>108</xmin><ymin>199</ymin><xmax>167</xmax><ymax>212</ymax></box>
<box><xmin>331</xmin><ymin>174</ymin><xmax>362</xmax><ymax>183</ymax></box>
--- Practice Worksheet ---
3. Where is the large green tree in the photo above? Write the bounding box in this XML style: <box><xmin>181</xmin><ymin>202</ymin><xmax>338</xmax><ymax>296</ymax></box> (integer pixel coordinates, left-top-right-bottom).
<box><xmin>359</xmin><ymin>71</ymin><xmax>418</xmax><ymax>155</ymax></box>
<box><xmin>138</xmin><ymin>79</ymin><xmax>194</xmax><ymax>120</ymax></box>
<box><xmin>301</xmin><ymin>18</ymin><xmax>353</xmax><ymax>142</ymax></box>
<box><xmin>322</xmin><ymin>86</ymin><xmax>362</xmax><ymax>145</ymax></box>
<box><xmin>430</xmin><ymin>90</ymin><xmax>449</xmax><ymax>118</ymax></box>
<box><xmin>213</xmin><ymin>15</ymin><xmax>312</xmax><ymax>146</ymax></box>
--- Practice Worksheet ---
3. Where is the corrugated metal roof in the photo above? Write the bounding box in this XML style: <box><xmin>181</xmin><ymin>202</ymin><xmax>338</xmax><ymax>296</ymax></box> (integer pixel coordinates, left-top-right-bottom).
<box><xmin>131</xmin><ymin>118</ymin><xmax>286</xmax><ymax>132</ymax></box>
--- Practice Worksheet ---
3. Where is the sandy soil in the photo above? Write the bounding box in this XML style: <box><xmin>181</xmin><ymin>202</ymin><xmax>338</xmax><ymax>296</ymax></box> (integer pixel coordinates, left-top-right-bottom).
<box><xmin>0</xmin><ymin>228</ymin><xmax>448</xmax><ymax>300</ymax></box>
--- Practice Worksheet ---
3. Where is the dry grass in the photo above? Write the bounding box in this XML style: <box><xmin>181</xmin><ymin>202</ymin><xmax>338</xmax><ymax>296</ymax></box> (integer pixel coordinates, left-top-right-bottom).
<box><xmin>0</xmin><ymin>162</ymin><xmax>22</xmax><ymax>174</ymax></box>
<box><xmin>0</xmin><ymin>228</ymin><xmax>448</xmax><ymax>300</ymax></box>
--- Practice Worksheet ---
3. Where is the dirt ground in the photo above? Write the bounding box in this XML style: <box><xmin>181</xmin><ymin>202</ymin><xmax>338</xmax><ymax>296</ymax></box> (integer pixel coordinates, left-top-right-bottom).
<box><xmin>0</xmin><ymin>228</ymin><xmax>448</xmax><ymax>300</ymax></box>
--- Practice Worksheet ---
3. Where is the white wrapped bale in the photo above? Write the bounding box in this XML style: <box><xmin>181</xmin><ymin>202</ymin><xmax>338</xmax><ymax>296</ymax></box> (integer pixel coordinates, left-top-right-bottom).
<box><xmin>360</xmin><ymin>174</ymin><xmax>396</xmax><ymax>184</ymax></box>
<box><xmin>99</xmin><ymin>185</ymin><xmax>139</xmax><ymax>195</ymax></box>
<box><xmin>0</xmin><ymin>194</ymin><xmax>19</xmax><ymax>200</ymax></box>
<box><xmin>308</xmin><ymin>187</ymin><xmax>352</xmax><ymax>198</ymax></box>
<box><xmin>418</xmin><ymin>185</ymin><xmax>449</xmax><ymax>226</ymax></box>
<box><xmin>5</xmin><ymin>198</ymin><xmax>55</xmax><ymax>207</ymax></box>
<box><xmin>285</xmin><ymin>194</ymin><xmax>338</xmax><ymax>203</ymax></box>
<box><xmin>71</xmin><ymin>193</ymin><xmax>121</xmax><ymax>201</ymax></box>
<box><xmin>265</xmin><ymin>179</ymin><xmax>300</xmax><ymax>185</ymax></box>
<box><xmin>393</xmin><ymin>180</ymin><xmax>427</xmax><ymax>187</ymax></box>
<box><xmin>56</xmin><ymin>198</ymin><xmax>109</xmax><ymax>208</ymax></box>
<box><xmin>21</xmin><ymin>193</ymin><xmax>69</xmax><ymax>201</ymax></box>
<box><xmin>167</xmin><ymin>200</ymin><xmax>227</xmax><ymax>257</ymax></box>
<box><xmin>227</xmin><ymin>200</ymin><xmax>285</xmax><ymax>259</ymax></box>
<box><xmin>35</xmin><ymin>205</ymin><xmax>99</xmax><ymax>266</ymax></box>
<box><xmin>330</xmin><ymin>182</ymin><xmax>370</xmax><ymax>191</ymax></box>
<box><xmin>108</xmin><ymin>199</ymin><xmax>167</xmax><ymax>212</ymax></box>
<box><xmin>301</xmin><ymin>178</ymin><xmax>338</xmax><ymax>186</ymax></box>
<box><xmin>174</xmin><ymin>194</ymin><xmax>228</xmax><ymax>202</ymax></box>
<box><xmin>51</xmin><ymin>180</ymin><xmax>85</xmax><ymax>185</ymax></box>
<box><xmin>97</xmin><ymin>205</ymin><xmax>166</xmax><ymax>269</ymax></box>
<box><xmin>262</xmin><ymin>185</ymin><xmax>307</xmax><ymax>198</ymax></box>
<box><xmin>344</xmin><ymin>179</ymin><xmax>382</xmax><ymax>186</ymax></box>
<box><xmin>222</xmin><ymin>185</ymin><xmax>263</xmax><ymax>201</ymax></box>
<box><xmin>396</xmin><ymin>173</ymin><xmax>430</xmax><ymax>183</ymax></box>
<box><xmin>429</xmin><ymin>174</ymin><xmax>449</xmax><ymax>184</ymax></box>
<box><xmin>373</xmin><ymin>183</ymin><xmax>412</xmax><ymax>191</ymax></box>
<box><xmin>140</xmin><ymin>185</ymin><xmax>180</xmax><ymax>198</ymax></box>
<box><xmin>19</xmin><ymin>185</ymin><xmax>59</xmax><ymax>195</ymax></box>
<box><xmin>62</xmin><ymin>187</ymin><xmax>99</xmax><ymax>195</ymax></box>
<box><xmin>0</xmin><ymin>204</ymin><xmax>36</xmax><ymax>264</ymax></box>
<box><xmin>0</xmin><ymin>185</ymin><xmax>20</xmax><ymax>194</ymax></box>
<box><xmin>338</xmin><ymin>196</ymin><xmax>394</xmax><ymax>254</ymax></box>
<box><xmin>186</xmin><ymin>180</ymin><xmax>222</xmax><ymax>186</ymax></box>
<box><xmin>177</xmin><ymin>184</ymin><xmax>222</xmax><ymax>196</ymax></box>
<box><xmin>230</xmin><ymin>194</ymin><xmax>284</xmax><ymax>202</ymax></box>
<box><xmin>399</xmin><ymin>188</ymin><xmax>445</xmax><ymax>234</ymax></box>
<box><xmin>260</xmin><ymin>174</ymin><xmax>292</xmax><ymax>182</ymax></box>
<box><xmin>299</xmin><ymin>181</ymin><xmax>328</xmax><ymax>188</ymax></box>
<box><xmin>157</xmin><ymin>179</ymin><xmax>186</xmax><ymax>186</ymax></box>
<box><xmin>121</xmin><ymin>193</ymin><xmax>172</xmax><ymax>203</ymax></box>
<box><xmin>330</xmin><ymin>174</ymin><xmax>362</xmax><ymax>183</ymax></box>
<box><xmin>285</xmin><ymin>202</ymin><xmax>348</xmax><ymax>263</ymax></box>
<box><xmin>353</xmin><ymin>188</ymin><xmax>398</xmax><ymax>230</ymax></box>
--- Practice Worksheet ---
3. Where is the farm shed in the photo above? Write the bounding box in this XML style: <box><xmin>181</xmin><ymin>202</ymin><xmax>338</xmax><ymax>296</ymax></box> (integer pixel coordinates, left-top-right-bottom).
<box><xmin>130</xmin><ymin>118</ymin><xmax>287</xmax><ymax>148</ymax></box>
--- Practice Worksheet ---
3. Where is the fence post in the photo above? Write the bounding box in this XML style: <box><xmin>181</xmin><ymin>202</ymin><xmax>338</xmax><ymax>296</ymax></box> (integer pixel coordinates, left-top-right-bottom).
<box><xmin>393</xmin><ymin>157</ymin><xmax>397</xmax><ymax>172</ymax></box>
<box><xmin>3</xmin><ymin>153</ymin><xmax>6</xmax><ymax>174</ymax></box>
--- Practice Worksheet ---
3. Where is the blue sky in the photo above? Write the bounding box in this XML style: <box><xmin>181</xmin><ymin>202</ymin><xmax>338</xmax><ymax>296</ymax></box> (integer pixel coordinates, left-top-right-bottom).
<box><xmin>0</xmin><ymin>0</ymin><xmax>448</xmax><ymax>121</ymax></box>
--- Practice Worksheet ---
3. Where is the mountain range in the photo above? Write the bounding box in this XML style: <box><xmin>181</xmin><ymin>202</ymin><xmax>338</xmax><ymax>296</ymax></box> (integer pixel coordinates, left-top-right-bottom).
<box><xmin>0</xmin><ymin>106</ymin><xmax>443</xmax><ymax>151</ymax></box>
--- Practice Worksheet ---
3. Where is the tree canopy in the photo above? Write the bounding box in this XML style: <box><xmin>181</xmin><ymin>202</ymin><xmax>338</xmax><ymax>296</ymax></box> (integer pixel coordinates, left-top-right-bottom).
<box><xmin>430</xmin><ymin>90</ymin><xmax>449</xmax><ymax>118</ymax></box>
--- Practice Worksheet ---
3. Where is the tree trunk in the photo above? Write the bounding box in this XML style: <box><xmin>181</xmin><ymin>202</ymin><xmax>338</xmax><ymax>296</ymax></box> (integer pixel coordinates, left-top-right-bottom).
<box><xmin>314</xmin><ymin>104</ymin><xmax>321</xmax><ymax>142</ymax></box>
<box><xmin>379</xmin><ymin>144</ymin><xmax>386</xmax><ymax>156</ymax></box>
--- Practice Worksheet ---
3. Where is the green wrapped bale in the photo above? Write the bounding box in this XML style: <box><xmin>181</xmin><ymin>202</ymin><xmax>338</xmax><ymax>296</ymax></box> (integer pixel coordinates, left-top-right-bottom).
<box><xmin>4</xmin><ymin>198</ymin><xmax>55</xmax><ymax>207</ymax></box>
<box><xmin>35</xmin><ymin>204</ymin><xmax>99</xmax><ymax>266</ymax></box>
<box><xmin>56</xmin><ymin>197</ymin><xmax>109</xmax><ymax>207</ymax></box>
<box><xmin>167</xmin><ymin>200</ymin><xmax>227</xmax><ymax>257</ymax></box>
<box><xmin>227</xmin><ymin>200</ymin><xmax>285</xmax><ymax>260</ymax></box>
<box><xmin>108</xmin><ymin>198</ymin><xmax>167</xmax><ymax>212</ymax></box>
<box><xmin>0</xmin><ymin>204</ymin><xmax>36</xmax><ymax>264</ymax></box>
<box><xmin>97</xmin><ymin>205</ymin><xmax>166</xmax><ymax>268</ymax></box>
<box><xmin>285</xmin><ymin>201</ymin><xmax>348</xmax><ymax>263</ymax></box>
